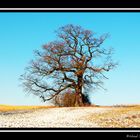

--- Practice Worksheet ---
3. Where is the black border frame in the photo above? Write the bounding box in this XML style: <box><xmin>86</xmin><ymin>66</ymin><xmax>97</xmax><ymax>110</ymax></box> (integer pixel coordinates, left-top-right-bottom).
<box><xmin>0</xmin><ymin>1</ymin><xmax>140</xmax><ymax>8</ymax></box>
<box><xmin>0</xmin><ymin>8</ymin><xmax>140</xmax><ymax>133</ymax></box>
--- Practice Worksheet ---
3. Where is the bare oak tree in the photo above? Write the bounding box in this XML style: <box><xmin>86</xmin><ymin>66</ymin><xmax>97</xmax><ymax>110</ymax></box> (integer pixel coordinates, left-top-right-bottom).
<box><xmin>20</xmin><ymin>24</ymin><xmax>117</xmax><ymax>106</ymax></box>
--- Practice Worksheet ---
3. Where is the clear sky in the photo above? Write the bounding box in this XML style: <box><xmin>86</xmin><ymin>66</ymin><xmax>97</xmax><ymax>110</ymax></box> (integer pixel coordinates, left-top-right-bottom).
<box><xmin>0</xmin><ymin>12</ymin><xmax>140</xmax><ymax>106</ymax></box>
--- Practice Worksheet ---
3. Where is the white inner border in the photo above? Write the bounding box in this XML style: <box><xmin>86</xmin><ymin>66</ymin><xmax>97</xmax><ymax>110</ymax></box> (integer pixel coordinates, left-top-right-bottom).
<box><xmin>0</xmin><ymin>8</ymin><xmax>140</xmax><ymax>10</ymax></box>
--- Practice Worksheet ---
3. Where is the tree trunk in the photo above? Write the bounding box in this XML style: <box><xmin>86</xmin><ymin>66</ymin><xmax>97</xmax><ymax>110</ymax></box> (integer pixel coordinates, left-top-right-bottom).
<box><xmin>75</xmin><ymin>75</ymin><xmax>84</xmax><ymax>106</ymax></box>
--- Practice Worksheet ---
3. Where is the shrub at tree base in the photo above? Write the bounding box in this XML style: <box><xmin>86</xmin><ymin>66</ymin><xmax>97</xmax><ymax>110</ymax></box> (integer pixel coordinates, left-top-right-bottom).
<box><xmin>54</xmin><ymin>92</ymin><xmax>91</xmax><ymax>107</ymax></box>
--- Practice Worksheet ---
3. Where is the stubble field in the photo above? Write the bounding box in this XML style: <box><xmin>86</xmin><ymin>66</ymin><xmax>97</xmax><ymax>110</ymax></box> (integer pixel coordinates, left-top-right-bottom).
<box><xmin>0</xmin><ymin>105</ymin><xmax>140</xmax><ymax>128</ymax></box>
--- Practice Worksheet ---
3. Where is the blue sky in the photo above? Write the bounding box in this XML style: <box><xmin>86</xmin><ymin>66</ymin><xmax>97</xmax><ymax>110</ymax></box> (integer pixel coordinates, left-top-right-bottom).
<box><xmin>0</xmin><ymin>12</ymin><xmax>140</xmax><ymax>106</ymax></box>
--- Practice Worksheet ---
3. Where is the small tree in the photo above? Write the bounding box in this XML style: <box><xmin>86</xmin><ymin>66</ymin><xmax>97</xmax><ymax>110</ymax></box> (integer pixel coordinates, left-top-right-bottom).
<box><xmin>21</xmin><ymin>24</ymin><xmax>117</xmax><ymax>106</ymax></box>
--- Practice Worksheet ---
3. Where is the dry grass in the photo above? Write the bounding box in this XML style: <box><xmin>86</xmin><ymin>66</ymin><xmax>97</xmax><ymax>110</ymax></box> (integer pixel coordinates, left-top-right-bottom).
<box><xmin>0</xmin><ymin>105</ymin><xmax>54</xmax><ymax>112</ymax></box>
<box><xmin>86</xmin><ymin>105</ymin><xmax>140</xmax><ymax>128</ymax></box>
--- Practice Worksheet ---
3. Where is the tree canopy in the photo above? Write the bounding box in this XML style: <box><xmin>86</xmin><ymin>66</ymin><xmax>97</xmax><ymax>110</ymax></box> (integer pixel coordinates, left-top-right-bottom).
<box><xmin>21</xmin><ymin>24</ymin><xmax>117</xmax><ymax>106</ymax></box>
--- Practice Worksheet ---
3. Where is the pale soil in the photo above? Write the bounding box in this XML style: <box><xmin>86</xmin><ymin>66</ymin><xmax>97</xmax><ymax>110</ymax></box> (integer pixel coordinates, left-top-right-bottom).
<box><xmin>0</xmin><ymin>106</ymin><xmax>140</xmax><ymax>128</ymax></box>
